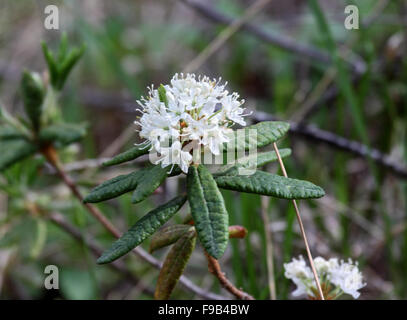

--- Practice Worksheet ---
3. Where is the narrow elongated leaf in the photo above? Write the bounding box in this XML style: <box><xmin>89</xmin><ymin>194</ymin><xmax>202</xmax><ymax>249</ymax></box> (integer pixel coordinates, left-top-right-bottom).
<box><xmin>58</xmin><ymin>33</ymin><xmax>69</xmax><ymax>62</ymax></box>
<box><xmin>97</xmin><ymin>195</ymin><xmax>187</xmax><ymax>264</ymax></box>
<box><xmin>215</xmin><ymin>170</ymin><xmax>325</xmax><ymax>199</ymax></box>
<box><xmin>0</xmin><ymin>126</ymin><xmax>26</xmax><ymax>140</ymax></box>
<box><xmin>187</xmin><ymin>165</ymin><xmax>229</xmax><ymax>259</ymax></box>
<box><xmin>42</xmin><ymin>43</ymin><xmax>59</xmax><ymax>88</ymax></box>
<box><xmin>226</xmin><ymin>121</ymin><xmax>290</xmax><ymax>151</ymax></box>
<box><xmin>85</xmin><ymin>164</ymin><xmax>168</xmax><ymax>203</ymax></box>
<box><xmin>0</xmin><ymin>139</ymin><xmax>38</xmax><ymax>172</ymax></box>
<box><xmin>39</xmin><ymin>123</ymin><xmax>87</xmax><ymax>147</ymax></box>
<box><xmin>131</xmin><ymin>165</ymin><xmax>169</xmax><ymax>203</ymax></box>
<box><xmin>84</xmin><ymin>170</ymin><xmax>143</xmax><ymax>203</ymax></box>
<box><xmin>149</xmin><ymin>224</ymin><xmax>193</xmax><ymax>253</ymax></box>
<box><xmin>103</xmin><ymin>144</ymin><xmax>150</xmax><ymax>166</ymax></box>
<box><xmin>214</xmin><ymin>148</ymin><xmax>291</xmax><ymax>176</ymax></box>
<box><xmin>155</xmin><ymin>230</ymin><xmax>196</xmax><ymax>300</ymax></box>
<box><xmin>57</xmin><ymin>46</ymin><xmax>85</xmax><ymax>90</ymax></box>
<box><xmin>21</xmin><ymin>71</ymin><xmax>45</xmax><ymax>131</ymax></box>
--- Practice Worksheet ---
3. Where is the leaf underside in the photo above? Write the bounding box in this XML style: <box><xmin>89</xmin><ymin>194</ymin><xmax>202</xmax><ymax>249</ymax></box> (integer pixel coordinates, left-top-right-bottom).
<box><xmin>97</xmin><ymin>195</ymin><xmax>187</xmax><ymax>264</ymax></box>
<box><xmin>149</xmin><ymin>224</ymin><xmax>193</xmax><ymax>253</ymax></box>
<box><xmin>103</xmin><ymin>144</ymin><xmax>150</xmax><ymax>167</ymax></box>
<box><xmin>154</xmin><ymin>230</ymin><xmax>196</xmax><ymax>300</ymax></box>
<box><xmin>215</xmin><ymin>170</ymin><xmax>325</xmax><ymax>199</ymax></box>
<box><xmin>187</xmin><ymin>165</ymin><xmax>229</xmax><ymax>259</ymax></box>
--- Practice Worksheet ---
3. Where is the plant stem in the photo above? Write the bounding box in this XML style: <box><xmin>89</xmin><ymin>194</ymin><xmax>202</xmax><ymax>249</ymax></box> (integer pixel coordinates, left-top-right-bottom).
<box><xmin>204</xmin><ymin>251</ymin><xmax>254</xmax><ymax>300</ymax></box>
<box><xmin>272</xmin><ymin>142</ymin><xmax>325</xmax><ymax>300</ymax></box>
<box><xmin>261</xmin><ymin>195</ymin><xmax>277</xmax><ymax>300</ymax></box>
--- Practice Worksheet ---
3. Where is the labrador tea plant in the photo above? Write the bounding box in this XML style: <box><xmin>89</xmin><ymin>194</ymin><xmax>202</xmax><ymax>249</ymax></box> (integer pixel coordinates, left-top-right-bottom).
<box><xmin>83</xmin><ymin>73</ymin><xmax>326</xmax><ymax>299</ymax></box>
<box><xmin>1</xmin><ymin>36</ymin><xmax>362</xmax><ymax>300</ymax></box>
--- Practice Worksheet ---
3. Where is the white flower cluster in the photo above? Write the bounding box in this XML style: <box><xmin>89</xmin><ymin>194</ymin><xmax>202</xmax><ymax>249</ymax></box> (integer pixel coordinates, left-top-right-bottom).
<box><xmin>135</xmin><ymin>73</ymin><xmax>247</xmax><ymax>173</ymax></box>
<box><xmin>284</xmin><ymin>255</ymin><xmax>366</xmax><ymax>299</ymax></box>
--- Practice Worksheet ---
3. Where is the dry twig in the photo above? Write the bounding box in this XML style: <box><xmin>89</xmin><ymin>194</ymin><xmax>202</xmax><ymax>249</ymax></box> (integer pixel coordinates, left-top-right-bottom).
<box><xmin>204</xmin><ymin>251</ymin><xmax>254</xmax><ymax>300</ymax></box>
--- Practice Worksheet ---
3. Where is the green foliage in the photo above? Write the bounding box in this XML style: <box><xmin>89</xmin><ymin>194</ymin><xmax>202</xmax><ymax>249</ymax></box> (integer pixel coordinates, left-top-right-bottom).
<box><xmin>87</xmin><ymin>119</ymin><xmax>323</xmax><ymax>268</ymax></box>
<box><xmin>102</xmin><ymin>144</ymin><xmax>150</xmax><ymax>166</ymax></box>
<box><xmin>84</xmin><ymin>170</ymin><xmax>144</xmax><ymax>203</ymax></box>
<box><xmin>215</xmin><ymin>170</ymin><xmax>325</xmax><ymax>199</ymax></box>
<box><xmin>149</xmin><ymin>224</ymin><xmax>193</xmax><ymax>253</ymax></box>
<box><xmin>39</xmin><ymin>123</ymin><xmax>87</xmax><ymax>148</ymax></box>
<box><xmin>97</xmin><ymin>195</ymin><xmax>187</xmax><ymax>264</ymax></box>
<box><xmin>154</xmin><ymin>229</ymin><xmax>196</xmax><ymax>300</ymax></box>
<box><xmin>84</xmin><ymin>165</ymin><xmax>168</xmax><ymax>203</ymax></box>
<box><xmin>0</xmin><ymin>36</ymin><xmax>86</xmax><ymax>174</ymax></box>
<box><xmin>0</xmin><ymin>139</ymin><xmax>38</xmax><ymax>172</ymax></box>
<box><xmin>187</xmin><ymin>165</ymin><xmax>229</xmax><ymax>259</ymax></box>
<box><xmin>20</xmin><ymin>71</ymin><xmax>45</xmax><ymax>131</ymax></box>
<box><xmin>131</xmin><ymin>164</ymin><xmax>169</xmax><ymax>204</ymax></box>
<box><xmin>42</xmin><ymin>33</ymin><xmax>85</xmax><ymax>90</ymax></box>
<box><xmin>228</xmin><ymin>121</ymin><xmax>290</xmax><ymax>151</ymax></box>
<box><xmin>0</xmin><ymin>126</ymin><xmax>26</xmax><ymax>140</ymax></box>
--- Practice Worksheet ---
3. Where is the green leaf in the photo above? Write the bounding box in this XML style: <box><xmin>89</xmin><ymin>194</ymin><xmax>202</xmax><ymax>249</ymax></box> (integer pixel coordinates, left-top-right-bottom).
<box><xmin>187</xmin><ymin>165</ymin><xmax>229</xmax><ymax>259</ymax></box>
<box><xmin>84</xmin><ymin>170</ymin><xmax>143</xmax><ymax>203</ymax></box>
<box><xmin>41</xmin><ymin>37</ymin><xmax>85</xmax><ymax>90</ymax></box>
<box><xmin>214</xmin><ymin>148</ymin><xmax>292</xmax><ymax>176</ymax></box>
<box><xmin>154</xmin><ymin>230</ymin><xmax>196</xmax><ymax>300</ymax></box>
<box><xmin>97</xmin><ymin>195</ymin><xmax>187</xmax><ymax>264</ymax></box>
<box><xmin>42</xmin><ymin>43</ymin><xmax>59</xmax><ymax>88</ymax></box>
<box><xmin>103</xmin><ymin>144</ymin><xmax>150</xmax><ymax>166</ymax></box>
<box><xmin>58</xmin><ymin>33</ymin><xmax>69</xmax><ymax>62</ymax></box>
<box><xmin>149</xmin><ymin>224</ymin><xmax>193</xmax><ymax>253</ymax></box>
<box><xmin>158</xmin><ymin>84</ymin><xmax>168</xmax><ymax>107</ymax></box>
<box><xmin>131</xmin><ymin>165</ymin><xmax>169</xmax><ymax>204</ymax></box>
<box><xmin>57</xmin><ymin>45</ymin><xmax>85</xmax><ymax>90</ymax></box>
<box><xmin>215</xmin><ymin>170</ymin><xmax>325</xmax><ymax>199</ymax></box>
<box><xmin>84</xmin><ymin>165</ymin><xmax>168</xmax><ymax>203</ymax></box>
<box><xmin>0</xmin><ymin>126</ymin><xmax>26</xmax><ymax>140</ymax></box>
<box><xmin>21</xmin><ymin>71</ymin><xmax>45</xmax><ymax>131</ymax></box>
<box><xmin>226</xmin><ymin>121</ymin><xmax>290</xmax><ymax>151</ymax></box>
<box><xmin>0</xmin><ymin>139</ymin><xmax>38</xmax><ymax>172</ymax></box>
<box><xmin>39</xmin><ymin>123</ymin><xmax>87</xmax><ymax>148</ymax></box>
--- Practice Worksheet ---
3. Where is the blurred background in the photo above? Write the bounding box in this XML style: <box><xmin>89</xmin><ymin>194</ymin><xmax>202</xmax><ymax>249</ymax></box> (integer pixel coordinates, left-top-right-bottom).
<box><xmin>0</xmin><ymin>0</ymin><xmax>406</xmax><ymax>299</ymax></box>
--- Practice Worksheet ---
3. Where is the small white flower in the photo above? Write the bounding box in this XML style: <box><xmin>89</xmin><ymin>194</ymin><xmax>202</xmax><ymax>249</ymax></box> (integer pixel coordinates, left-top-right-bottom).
<box><xmin>314</xmin><ymin>256</ymin><xmax>331</xmax><ymax>274</ymax></box>
<box><xmin>155</xmin><ymin>140</ymin><xmax>192</xmax><ymax>174</ymax></box>
<box><xmin>284</xmin><ymin>256</ymin><xmax>313</xmax><ymax>297</ymax></box>
<box><xmin>329</xmin><ymin>259</ymin><xmax>366</xmax><ymax>299</ymax></box>
<box><xmin>284</xmin><ymin>255</ymin><xmax>365</xmax><ymax>299</ymax></box>
<box><xmin>136</xmin><ymin>73</ymin><xmax>247</xmax><ymax>173</ymax></box>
